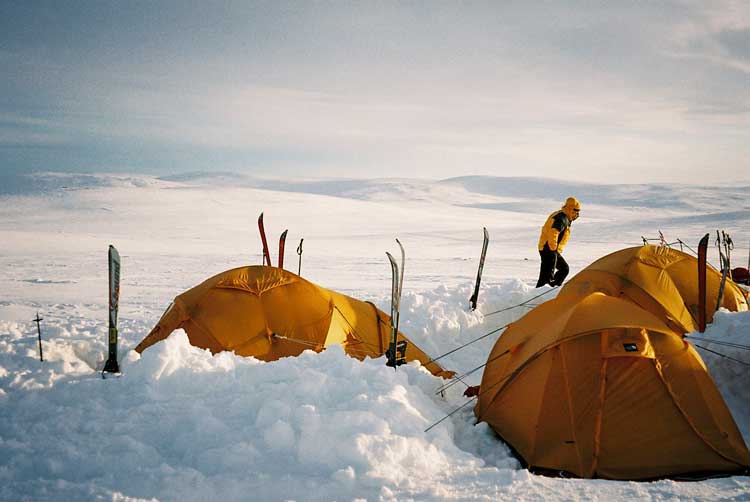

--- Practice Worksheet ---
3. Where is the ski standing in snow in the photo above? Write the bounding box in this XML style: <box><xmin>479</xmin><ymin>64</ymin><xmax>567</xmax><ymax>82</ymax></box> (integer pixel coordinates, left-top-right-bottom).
<box><xmin>102</xmin><ymin>245</ymin><xmax>121</xmax><ymax>375</ymax></box>
<box><xmin>258</xmin><ymin>212</ymin><xmax>272</xmax><ymax>266</ymax></box>
<box><xmin>278</xmin><ymin>229</ymin><xmax>288</xmax><ymax>269</ymax></box>
<box><xmin>386</xmin><ymin>239</ymin><xmax>407</xmax><ymax>368</ymax></box>
<box><xmin>469</xmin><ymin>227</ymin><xmax>489</xmax><ymax>311</ymax></box>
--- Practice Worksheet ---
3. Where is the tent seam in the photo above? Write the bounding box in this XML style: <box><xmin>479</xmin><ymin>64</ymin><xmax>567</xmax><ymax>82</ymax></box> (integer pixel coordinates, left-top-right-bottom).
<box><xmin>366</xmin><ymin>301</ymin><xmax>387</xmax><ymax>355</ymax></box>
<box><xmin>651</xmin><ymin>349</ymin><xmax>745</xmax><ymax>467</ymax></box>
<box><xmin>585</xmin><ymin>268</ymin><xmax>694</xmax><ymax>333</ymax></box>
<box><xmin>590</xmin><ymin>357</ymin><xmax>608</xmax><ymax>477</ymax></box>
<box><xmin>559</xmin><ymin>343</ymin><xmax>585</xmax><ymax>476</ymax></box>
<box><xmin>528</xmin><ymin>349</ymin><xmax>557</xmax><ymax>463</ymax></box>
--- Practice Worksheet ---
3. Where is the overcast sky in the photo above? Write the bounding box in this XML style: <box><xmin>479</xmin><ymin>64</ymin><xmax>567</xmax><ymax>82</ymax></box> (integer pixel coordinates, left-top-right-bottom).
<box><xmin>1</xmin><ymin>1</ymin><xmax>749</xmax><ymax>183</ymax></box>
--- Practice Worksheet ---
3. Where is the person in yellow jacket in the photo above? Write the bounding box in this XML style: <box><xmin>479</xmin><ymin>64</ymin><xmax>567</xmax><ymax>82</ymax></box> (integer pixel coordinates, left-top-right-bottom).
<box><xmin>536</xmin><ymin>197</ymin><xmax>581</xmax><ymax>287</ymax></box>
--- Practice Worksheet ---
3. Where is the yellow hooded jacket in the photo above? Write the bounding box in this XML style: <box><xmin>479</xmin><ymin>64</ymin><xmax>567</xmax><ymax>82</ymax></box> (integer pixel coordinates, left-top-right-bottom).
<box><xmin>537</xmin><ymin>198</ymin><xmax>580</xmax><ymax>253</ymax></box>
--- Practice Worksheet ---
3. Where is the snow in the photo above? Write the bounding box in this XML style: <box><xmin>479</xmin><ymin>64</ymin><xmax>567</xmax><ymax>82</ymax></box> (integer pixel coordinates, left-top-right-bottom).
<box><xmin>0</xmin><ymin>171</ymin><xmax>748</xmax><ymax>501</ymax></box>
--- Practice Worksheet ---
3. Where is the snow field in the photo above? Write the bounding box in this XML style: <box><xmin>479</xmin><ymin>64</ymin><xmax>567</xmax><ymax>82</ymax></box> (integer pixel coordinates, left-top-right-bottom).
<box><xmin>1</xmin><ymin>172</ymin><xmax>749</xmax><ymax>501</ymax></box>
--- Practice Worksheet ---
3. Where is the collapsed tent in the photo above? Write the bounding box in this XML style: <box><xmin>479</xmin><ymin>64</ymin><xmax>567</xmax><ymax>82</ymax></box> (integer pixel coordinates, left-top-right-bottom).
<box><xmin>557</xmin><ymin>245</ymin><xmax>748</xmax><ymax>334</ymax></box>
<box><xmin>475</xmin><ymin>292</ymin><xmax>750</xmax><ymax>480</ymax></box>
<box><xmin>136</xmin><ymin>266</ymin><xmax>453</xmax><ymax>378</ymax></box>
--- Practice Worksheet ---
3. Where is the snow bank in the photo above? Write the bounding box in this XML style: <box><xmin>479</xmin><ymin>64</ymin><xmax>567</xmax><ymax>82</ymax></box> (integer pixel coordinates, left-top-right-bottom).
<box><xmin>0</xmin><ymin>325</ymin><xmax>503</xmax><ymax>501</ymax></box>
<box><xmin>1</xmin><ymin>281</ymin><xmax>748</xmax><ymax>501</ymax></box>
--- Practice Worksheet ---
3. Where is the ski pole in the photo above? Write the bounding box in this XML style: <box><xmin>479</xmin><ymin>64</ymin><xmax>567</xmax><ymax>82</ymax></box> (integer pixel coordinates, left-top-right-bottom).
<box><xmin>33</xmin><ymin>312</ymin><xmax>43</xmax><ymax>362</ymax></box>
<box><xmin>723</xmin><ymin>232</ymin><xmax>733</xmax><ymax>280</ymax></box>
<box><xmin>296</xmin><ymin>238</ymin><xmax>304</xmax><ymax>276</ymax></box>
<box><xmin>716</xmin><ymin>253</ymin><xmax>728</xmax><ymax>312</ymax></box>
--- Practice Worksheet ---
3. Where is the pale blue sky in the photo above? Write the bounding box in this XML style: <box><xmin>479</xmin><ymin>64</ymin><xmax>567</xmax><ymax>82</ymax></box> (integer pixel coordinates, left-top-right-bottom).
<box><xmin>2</xmin><ymin>1</ymin><xmax>749</xmax><ymax>183</ymax></box>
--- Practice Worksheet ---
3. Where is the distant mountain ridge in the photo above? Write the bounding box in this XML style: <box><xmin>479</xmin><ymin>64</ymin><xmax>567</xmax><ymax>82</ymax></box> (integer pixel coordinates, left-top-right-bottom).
<box><xmin>440</xmin><ymin>175</ymin><xmax>750</xmax><ymax>212</ymax></box>
<box><xmin>2</xmin><ymin>171</ymin><xmax>748</xmax><ymax>217</ymax></box>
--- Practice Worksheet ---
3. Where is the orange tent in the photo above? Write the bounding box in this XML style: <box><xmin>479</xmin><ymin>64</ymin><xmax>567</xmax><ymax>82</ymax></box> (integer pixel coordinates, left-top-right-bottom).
<box><xmin>558</xmin><ymin>245</ymin><xmax>748</xmax><ymax>334</ymax></box>
<box><xmin>475</xmin><ymin>292</ymin><xmax>750</xmax><ymax>480</ymax></box>
<box><xmin>135</xmin><ymin>266</ymin><xmax>452</xmax><ymax>378</ymax></box>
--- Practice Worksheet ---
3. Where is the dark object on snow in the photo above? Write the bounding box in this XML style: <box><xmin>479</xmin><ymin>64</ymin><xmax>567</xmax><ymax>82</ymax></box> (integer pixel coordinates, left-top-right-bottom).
<box><xmin>103</xmin><ymin>245</ymin><xmax>121</xmax><ymax>374</ymax></box>
<box><xmin>278</xmin><ymin>229</ymin><xmax>288</xmax><ymax>269</ymax></box>
<box><xmin>698</xmin><ymin>233</ymin><xmax>709</xmax><ymax>333</ymax></box>
<box><xmin>463</xmin><ymin>385</ymin><xmax>480</xmax><ymax>398</ymax></box>
<box><xmin>33</xmin><ymin>312</ymin><xmax>43</xmax><ymax>362</ymax></box>
<box><xmin>469</xmin><ymin>227</ymin><xmax>489</xmax><ymax>311</ymax></box>
<box><xmin>296</xmin><ymin>238</ymin><xmax>304</xmax><ymax>276</ymax></box>
<box><xmin>258</xmin><ymin>212</ymin><xmax>271</xmax><ymax>266</ymax></box>
<box><xmin>732</xmin><ymin>267</ymin><xmax>749</xmax><ymax>285</ymax></box>
<box><xmin>386</xmin><ymin>240</ymin><xmax>406</xmax><ymax>369</ymax></box>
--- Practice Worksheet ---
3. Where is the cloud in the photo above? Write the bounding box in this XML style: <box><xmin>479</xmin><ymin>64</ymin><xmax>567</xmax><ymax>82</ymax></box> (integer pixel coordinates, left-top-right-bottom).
<box><xmin>665</xmin><ymin>1</ymin><xmax>750</xmax><ymax>73</ymax></box>
<box><xmin>2</xmin><ymin>2</ymin><xmax>750</xmax><ymax>183</ymax></box>
<box><xmin>716</xmin><ymin>28</ymin><xmax>750</xmax><ymax>62</ymax></box>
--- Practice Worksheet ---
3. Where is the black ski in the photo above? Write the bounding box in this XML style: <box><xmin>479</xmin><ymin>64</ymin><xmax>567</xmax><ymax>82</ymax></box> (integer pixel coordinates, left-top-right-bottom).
<box><xmin>469</xmin><ymin>227</ymin><xmax>489</xmax><ymax>311</ymax></box>
<box><xmin>103</xmin><ymin>245</ymin><xmax>121</xmax><ymax>375</ymax></box>
<box><xmin>278</xmin><ymin>229</ymin><xmax>288</xmax><ymax>269</ymax></box>
<box><xmin>698</xmin><ymin>233</ymin><xmax>708</xmax><ymax>333</ymax></box>
<box><xmin>258</xmin><ymin>213</ymin><xmax>271</xmax><ymax>266</ymax></box>
<box><xmin>386</xmin><ymin>240</ymin><xmax>407</xmax><ymax>368</ymax></box>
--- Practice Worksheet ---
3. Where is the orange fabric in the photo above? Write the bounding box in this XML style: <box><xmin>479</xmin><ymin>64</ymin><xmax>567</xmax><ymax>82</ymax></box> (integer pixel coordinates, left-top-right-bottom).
<box><xmin>558</xmin><ymin>245</ymin><xmax>748</xmax><ymax>333</ymax></box>
<box><xmin>475</xmin><ymin>293</ymin><xmax>750</xmax><ymax>480</ymax></box>
<box><xmin>136</xmin><ymin>266</ymin><xmax>453</xmax><ymax>378</ymax></box>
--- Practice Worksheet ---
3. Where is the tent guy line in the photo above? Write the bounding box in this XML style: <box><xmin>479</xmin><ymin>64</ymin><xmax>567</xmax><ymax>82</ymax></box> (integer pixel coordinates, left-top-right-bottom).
<box><xmin>693</xmin><ymin>344</ymin><xmax>750</xmax><ymax>367</ymax></box>
<box><xmin>684</xmin><ymin>335</ymin><xmax>750</xmax><ymax>351</ymax></box>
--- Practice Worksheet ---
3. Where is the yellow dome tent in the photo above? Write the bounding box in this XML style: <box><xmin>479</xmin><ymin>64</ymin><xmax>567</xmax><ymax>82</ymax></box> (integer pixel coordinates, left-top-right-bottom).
<box><xmin>558</xmin><ymin>245</ymin><xmax>748</xmax><ymax>334</ymax></box>
<box><xmin>135</xmin><ymin>266</ymin><xmax>453</xmax><ymax>378</ymax></box>
<box><xmin>475</xmin><ymin>292</ymin><xmax>750</xmax><ymax>480</ymax></box>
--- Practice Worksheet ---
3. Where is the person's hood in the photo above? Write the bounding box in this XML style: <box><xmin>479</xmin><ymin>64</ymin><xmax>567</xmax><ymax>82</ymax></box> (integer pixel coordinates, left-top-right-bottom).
<box><xmin>562</xmin><ymin>197</ymin><xmax>581</xmax><ymax>221</ymax></box>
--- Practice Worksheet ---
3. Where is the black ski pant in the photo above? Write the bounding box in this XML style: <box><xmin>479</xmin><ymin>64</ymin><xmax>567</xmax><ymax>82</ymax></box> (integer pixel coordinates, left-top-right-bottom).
<box><xmin>536</xmin><ymin>246</ymin><xmax>569</xmax><ymax>288</ymax></box>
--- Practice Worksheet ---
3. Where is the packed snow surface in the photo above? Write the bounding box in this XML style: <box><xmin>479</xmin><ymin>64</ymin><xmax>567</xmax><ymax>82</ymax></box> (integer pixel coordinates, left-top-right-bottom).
<box><xmin>1</xmin><ymin>172</ymin><xmax>748</xmax><ymax>501</ymax></box>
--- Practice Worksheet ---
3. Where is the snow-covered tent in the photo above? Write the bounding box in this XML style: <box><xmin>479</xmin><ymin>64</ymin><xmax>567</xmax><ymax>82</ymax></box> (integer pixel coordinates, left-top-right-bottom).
<box><xmin>557</xmin><ymin>245</ymin><xmax>748</xmax><ymax>334</ymax></box>
<box><xmin>475</xmin><ymin>292</ymin><xmax>750</xmax><ymax>480</ymax></box>
<box><xmin>135</xmin><ymin>266</ymin><xmax>453</xmax><ymax>378</ymax></box>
